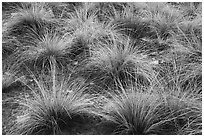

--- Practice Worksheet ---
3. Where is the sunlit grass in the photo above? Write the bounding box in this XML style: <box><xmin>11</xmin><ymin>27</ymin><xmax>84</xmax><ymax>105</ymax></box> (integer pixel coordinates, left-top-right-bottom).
<box><xmin>63</xmin><ymin>2</ymin><xmax>127</xmax><ymax>47</ymax></box>
<box><xmin>63</xmin><ymin>2</ymin><xmax>100</xmax><ymax>38</ymax></box>
<box><xmin>141</xmin><ymin>3</ymin><xmax>184</xmax><ymax>40</ymax></box>
<box><xmin>100</xmin><ymin>79</ymin><xmax>201</xmax><ymax>135</ymax></box>
<box><xmin>104</xmin><ymin>3</ymin><xmax>156</xmax><ymax>40</ymax></box>
<box><xmin>10</xmin><ymin>31</ymin><xmax>75</xmax><ymax>75</ymax></box>
<box><xmin>82</xmin><ymin>39</ymin><xmax>157</xmax><ymax>89</ymax></box>
<box><xmin>103</xmin><ymin>91</ymin><xmax>163</xmax><ymax>135</ymax></box>
<box><xmin>2</xmin><ymin>2</ymin><xmax>202</xmax><ymax>135</ymax></box>
<box><xmin>10</xmin><ymin>60</ymin><xmax>101</xmax><ymax>135</ymax></box>
<box><xmin>3</xmin><ymin>2</ymin><xmax>59</xmax><ymax>46</ymax></box>
<box><xmin>156</xmin><ymin>52</ymin><xmax>201</xmax><ymax>94</ymax></box>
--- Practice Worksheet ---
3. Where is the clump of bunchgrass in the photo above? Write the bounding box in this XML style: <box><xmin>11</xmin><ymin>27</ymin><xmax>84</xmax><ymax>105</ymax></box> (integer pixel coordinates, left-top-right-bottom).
<box><xmin>2</xmin><ymin>2</ymin><xmax>65</xmax><ymax>73</ymax></box>
<box><xmin>63</xmin><ymin>2</ymin><xmax>127</xmax><ymax>45</ymax></box>
<box><xmin>142</xmin><ymin>3</ymin><xmax>184</xmax><ymax>40</ymax></box>
<box><xmin>82</xmin><ymin>39</ymin><xmax>157</xmax><ymax>90</ymax></box>
<box><xmin>63</xmin><ymin>4</ymin><xmax>104</xmax><ymax>64</ymax></box>
<box><xmin>101</xmin><ymin>86</ymin><xmax>166</xmax><ymax>135</ymax></box>
<box><xmin>63</xmin><ymin>2</ymin><xmax>100</xmax><ymax>38</ymax></box>
<box><xmin>100</xmin><ymin>79</ymin><xmax>202</xmax><ymax>135</ymax></box>
<box><xmin>12</xmin><ymin>30</ymin><xmax>74</xmax><ymax>73</ymax></box>
<box><xmin>160</xmin><ymin>82</ymin><xmax>202</xmax><ymax>135</ymax></box>
<box><xmin>154</xmin><ymin>52</ymin><xmax>202</xmax><ymax>135</ymax></box>
<box><xmin>62</xmin><ymin>3</ymin><xmax>114</xmax><ymax>66</ymax></box>
<box><xmin>104</xmin><ymin>3</ymin><xmax>157</xmax><ymax>40</ymax></box>
<box><xmin>10</xmin><ymin>60</ymin><xmax>101</xmax><ymax>135</ymax></box>
<box><xmin>156</xmin><ymin>57</ymin><xmax>201</xmax><ymax>95</ymax></box>
<box><xmin>3</xmin><ymin>2</ymin><xmax>59</xmax><ymax>46</ymax></box>
<box><xmin>156</xmin><ymin>38</ymin><xmax>201</xmax><ymax>94</ymax></box>
<box><xmin>176</xmin><ymin>16</ymin><xmax>202</xmax><ymax>53</ymax></box>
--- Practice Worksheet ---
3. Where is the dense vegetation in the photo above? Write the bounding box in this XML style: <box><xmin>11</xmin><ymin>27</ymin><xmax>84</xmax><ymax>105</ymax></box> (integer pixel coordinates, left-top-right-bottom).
<box><xmin>2</xmin><ymin>2</ymin><xmax>202</xmax><ymax>135</ymax></box>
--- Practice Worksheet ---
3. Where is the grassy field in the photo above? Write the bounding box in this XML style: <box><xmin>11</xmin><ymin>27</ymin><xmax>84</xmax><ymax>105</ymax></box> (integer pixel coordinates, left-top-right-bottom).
<box><xmin>2</xmin><ymin>2</ymin><xmax>202</xmax><ymax>135</ymax></box>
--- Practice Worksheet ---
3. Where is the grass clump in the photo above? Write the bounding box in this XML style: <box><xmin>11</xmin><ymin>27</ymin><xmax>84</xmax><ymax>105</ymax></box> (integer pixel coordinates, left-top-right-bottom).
<box><xmin>140</xmin><ymin>3</ymin><xmax>184</xmax><ymax>40</ymax></box>
<box><xmin>2</xmin><ymin>2</ymin><xmax>70</xmax><ymax>73</ymax></box>
<box><xmin>63</xmin><ymin>2</ymin><xmax>101</xmax><ymax>40</ymax></box>
<box><xmin>156</xmin><ymin>42</ymin><xmax>201</xmax><ymax>94</ymax></box>
<box><xmin>9</xmin><ymin>61</ymin><xmax>100</xmax><ymax>135</ymax></box>
<box><xmin>104</xmin><ymin>3</ymin><xmax>157</xmax><ymax>40</ymax></box>
<box><xmin>100</xmin><ymin>82</ymin><xmax>201</xmax><ymax>135</ymax></box>
<box><xmin>161</xmin><ymin>86</ymin><xmax>202</xmax><ymax>135</ymax></box>
<box><xmin>12</xmin><ymin>31</ymin><xmax>74</xmax><ymax>72</ymax></box>
<box><xmin>82</xmin><ymin>39</ymin><xmax>156</xmax><ymax>90</ymax></box>
<box><xmin>3</xmin><ymin>2</ymin><xmax>58</xmax><ymax>45</ymax></box>
<box><xmin>102</xmin><ymin>89</ymin><xmax>164</xmax><ymax>135</ymax></box>
<box><xmin>2</xmin><ymin>2</ymin><xmax>202</xmax><ymax>135</ymax></box>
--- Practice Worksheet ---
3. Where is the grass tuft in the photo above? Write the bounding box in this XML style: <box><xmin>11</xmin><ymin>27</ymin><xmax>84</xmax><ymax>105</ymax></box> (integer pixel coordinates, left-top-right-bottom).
<box><xmin>101</xmin><ymin>83</ymin><xmax>201</xmax><ymax>135</ymax></box>
<box><xmin>10</xmin><ymin>61</ymin><xmax>100</xmax><ymax>135</ymax></box>
<box><xmin>11</xmin><ymin>30</ymin><xmax>74</xmax><ymax>73</ymax></box>
<box><xmin>82</xmin><ymin>39</ymin><xmax>156</xmax><ymax>89</ymax></box>
<box><xmin>3</xmin><ymin>2</ymin><xmax>58</xmax><ymax>45</ymax></box>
